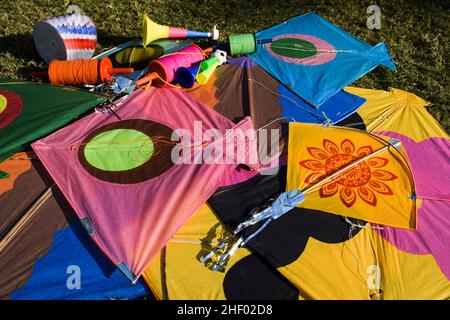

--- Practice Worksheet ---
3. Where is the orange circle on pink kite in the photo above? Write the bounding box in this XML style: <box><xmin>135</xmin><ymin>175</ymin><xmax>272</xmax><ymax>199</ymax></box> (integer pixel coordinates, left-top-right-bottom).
<box><xmin>0</xmin><ymin>90</ymin><xmax>23</xmax><ymax>129</ymax></box>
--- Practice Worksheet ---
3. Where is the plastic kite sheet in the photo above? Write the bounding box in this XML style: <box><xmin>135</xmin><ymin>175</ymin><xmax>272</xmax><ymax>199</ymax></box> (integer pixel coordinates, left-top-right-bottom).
<box><xmin>287</xmin><ymin>123</ymin><xmax>417</xmax><ymax>229</ymax></box>
<box><xmin>143</xmin><ymin>204</ymin><xmax>299</xmax><ymax>300</ymax></box>
<box><xmin>345</xmin><ymin>87</ymin><xmax>450</xmax><ymax>282</ymax></box>
<box><xmin>187</xmin><ymin>57</ymin><xmax>366</xmax><ymax>126</ymax></box>
<box><xmin>0</xmin><ymin>80</ymin><xmax>105</xmax><ymax>163</ymax></box>
<box><xmin>0</xmin><ymin>153</ymin><xmax>149</xmax><ymax>300</ymax></box>
<box><xmin>251</xmin><ymin>13</ymin><xmax>396</xmax><ymax>106</ymax></box>
<box><xmin>209</xmin><ymin>166</ymin><xmax>449</xmax><ymax>300</ymax></box>
<box><xmin>33</xmin><ymin>87</ymin><xmax>259</xmax><ymax>282</ymax></box>
<box><xmin>95</xmin><ymin>40</ymin><xmax>192</xmax><ymax>84</ymax></box>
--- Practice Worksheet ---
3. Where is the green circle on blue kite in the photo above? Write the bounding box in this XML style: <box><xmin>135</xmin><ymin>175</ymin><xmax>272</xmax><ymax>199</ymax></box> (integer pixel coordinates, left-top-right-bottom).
<box><xmin>270</xmin><ymin>38</ymin><xmax>317</xmax><ymax>59</ymax></box>
<box><xmin>84</xmin><ymin>129</ymin><xmax>155</xmax><ymax>172</ymax></box>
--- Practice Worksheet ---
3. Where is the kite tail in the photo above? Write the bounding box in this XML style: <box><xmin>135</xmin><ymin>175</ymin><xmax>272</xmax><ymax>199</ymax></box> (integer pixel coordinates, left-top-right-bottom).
<box><xmin>370</xmin><ymin>42</ymin><xmax>397</xmax><ymax>71</ymax></box>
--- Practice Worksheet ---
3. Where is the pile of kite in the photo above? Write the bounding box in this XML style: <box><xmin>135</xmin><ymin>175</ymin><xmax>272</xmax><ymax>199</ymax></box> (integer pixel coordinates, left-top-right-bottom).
<box><xmin>0</xmin><ymin>10</ymin><xmax>449</xmax><ymax>300</ymax></box>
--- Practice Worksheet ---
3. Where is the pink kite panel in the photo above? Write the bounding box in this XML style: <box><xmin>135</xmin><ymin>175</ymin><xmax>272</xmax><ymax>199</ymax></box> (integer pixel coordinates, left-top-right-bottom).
<box><xmin>33</xmin><ymin>88</ymin><xmax>259</xmax><ymax>281</ymax></box>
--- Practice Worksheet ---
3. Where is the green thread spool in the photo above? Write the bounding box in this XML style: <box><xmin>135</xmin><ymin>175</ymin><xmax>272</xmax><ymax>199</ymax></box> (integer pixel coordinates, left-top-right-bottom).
<box><xmin>229</xmin><ymin>33</ymin><xmax>256</xmax><ymax>56</ymax></box>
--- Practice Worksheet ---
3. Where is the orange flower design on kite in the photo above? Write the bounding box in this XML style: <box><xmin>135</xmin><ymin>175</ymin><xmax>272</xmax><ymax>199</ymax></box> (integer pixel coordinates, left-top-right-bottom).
<box><xmin>299</xmin><ymin>139</ymin><xmax>397</xmax><ymax>208</ymax></box>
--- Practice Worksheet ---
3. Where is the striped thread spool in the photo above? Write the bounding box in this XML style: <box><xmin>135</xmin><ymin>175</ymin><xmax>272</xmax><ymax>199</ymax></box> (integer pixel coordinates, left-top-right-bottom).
<box><xmin>33</xmin><ymin>13</ymin><xmax>97</xmax><ymax>63</ymax></box>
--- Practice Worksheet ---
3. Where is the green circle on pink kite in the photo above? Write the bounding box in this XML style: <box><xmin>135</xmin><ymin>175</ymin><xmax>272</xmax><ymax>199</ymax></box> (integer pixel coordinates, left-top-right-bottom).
<box><xmin>267</xmin><ymin>34</ymin><xmax>336</xmax><ymax>65</ymax></box>
<box><xmin>84</xmin><ymin>129</ymin><xmax>155</xmax><ymax>172</ymax></box>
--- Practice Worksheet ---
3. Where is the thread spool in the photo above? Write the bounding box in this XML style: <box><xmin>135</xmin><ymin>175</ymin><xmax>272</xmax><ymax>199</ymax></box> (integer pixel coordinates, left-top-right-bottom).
<box><xmin>175</xmin><ymin>64</ymin><xmax>200</xmax><ymax>88</ymax></box>
<box><xmin>229</xmin><ymin>33</ymin><xmax>256</xmax><ymax>56</ymax></box>
<box><xmin>41</xmin><ymin>57</ymin><xmax>134</xmax><ymax>85</ymax></box>
<box><xmin>136</xmin><ymin>44</ymin><xmax>208</xmax><ymax>87</ymax></box>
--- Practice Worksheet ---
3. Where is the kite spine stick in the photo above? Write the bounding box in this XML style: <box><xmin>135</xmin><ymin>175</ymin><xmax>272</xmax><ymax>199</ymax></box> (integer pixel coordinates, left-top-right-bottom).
<box><xmin>117</xmin><ymin>262</ymin><xmax>138</xmax><ymax>283</ymax></box>
<box><xmin>301</xmin><ymin>141</ymin><xmax>400</xmax><ymax>196</ymax></box>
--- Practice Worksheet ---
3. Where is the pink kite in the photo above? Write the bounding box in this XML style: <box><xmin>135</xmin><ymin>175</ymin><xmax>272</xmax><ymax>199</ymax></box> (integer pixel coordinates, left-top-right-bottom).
<box><xmin>33</xmin><ymin>88</ymin><xmax>259</xmax><ymax>281</ymax></box>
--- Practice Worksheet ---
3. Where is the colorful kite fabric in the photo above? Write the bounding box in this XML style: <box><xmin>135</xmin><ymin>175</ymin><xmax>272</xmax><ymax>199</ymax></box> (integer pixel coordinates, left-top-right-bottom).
<box><xmin>33</xmin><ymin>87</ymin><xmax>260</xmax><ymax>282</ymax></box>
<box><xmin>185</xmin><ymin>56</ymin><xmax>366</xmax><ymax>179</ymax></box>
<box><xmin>208</xmin><ymin>166</ymin><xmax>369</xmax><ymax>290</ymax></box>
<box><xmin>0</xmin><ymin>153</ymin><xmax>149</xmax><ymax>300</ymax></box>
<box><xmin>208</xmin><ymin>88</ymin><xmax>450</xmax><ymax>299</ymax></box>
<box><xmin>287</xmin><ymin>123</ymin><xmax>417</xmax><ymax>229</ymax></box>
<box><xmin>209</xmin><ymin>165</ymin><xmax>450</xmax><ymax>299</ymax></box>
<box><xmin>344</xmin><ymin>87</ymin><xmax>450</xmax><ymax>281</ymax></box>
<box><xmin>95</xmin><ymin>40</ymin><xmax>191</xmax><ymax>83</ymax></box>
<box><xmin>143</xmin><ymin>203</ymin><xmax>299</xmax><ymax>300</ymax></box>
<box><xmin>0</xmin><ymin>80</ymin><xmax>105</xmax><ymax>163</ymax></box>
<box><xmin>251</xmin><ymin>13</ymin><xmax>396</xmax><ymax>106</ymax></box>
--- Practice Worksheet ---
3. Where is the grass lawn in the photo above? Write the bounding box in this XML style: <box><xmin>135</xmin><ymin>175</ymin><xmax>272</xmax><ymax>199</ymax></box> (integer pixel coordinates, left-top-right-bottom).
<box><xmin>0</xmin><ymin>0</ymin><xmax>448</xmax><ymax>132</ymax></box>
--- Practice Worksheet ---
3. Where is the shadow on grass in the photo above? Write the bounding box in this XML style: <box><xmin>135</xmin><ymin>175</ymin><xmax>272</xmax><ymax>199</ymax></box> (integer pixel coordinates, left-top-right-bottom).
<box><xmin>0</xmin><ymin>34</ymin><xmax>37</xmax><ymax>61</ymax></box>
<box><xmin>0</xmin><ymin>31</ymin><xmax>138</xmax><ymax>79</ymax></box>
<box><xmin>95</xmin><ymin>30</ymin><xmax>136</xmax><ymax>50</ymax></box>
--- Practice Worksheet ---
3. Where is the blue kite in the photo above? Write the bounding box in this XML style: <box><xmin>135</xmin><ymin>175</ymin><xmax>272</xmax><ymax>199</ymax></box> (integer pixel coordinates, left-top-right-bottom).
<box><xmin>251</xmin><ymin>13</ymin><xmax>396</xmax><ymax>107</ymax></box>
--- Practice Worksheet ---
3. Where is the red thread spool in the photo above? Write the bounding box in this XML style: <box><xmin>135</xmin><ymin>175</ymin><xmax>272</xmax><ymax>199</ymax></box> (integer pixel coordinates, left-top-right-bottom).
<box><xmin>43</xmin><ymin>57</ymin><xmax>134</xmax><ymax>85</ymax></box>
<box><xmin>136</xmin><ymin>44</ymin><xmax>212</xmax><ymax>87</ymax></box>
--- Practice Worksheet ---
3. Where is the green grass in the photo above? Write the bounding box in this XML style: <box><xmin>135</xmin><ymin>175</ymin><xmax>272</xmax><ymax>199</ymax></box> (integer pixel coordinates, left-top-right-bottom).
<box><xmin>0</xmin><ymin>0</ymin><xmax>448</xmax><ymax>132</ymax></box>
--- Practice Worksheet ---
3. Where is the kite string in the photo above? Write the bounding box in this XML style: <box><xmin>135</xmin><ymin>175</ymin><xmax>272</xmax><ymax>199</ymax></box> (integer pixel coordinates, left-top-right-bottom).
<box><xmin>247</xmin><ymin>78</ymin><xmax>328</xmax><ymax>122</ymax></box>
<box><xmin>248</xmin><ymin>79</ymin><xmax>392</xmax><ymax>128</ymax></box>
<box><xmin>141</xmin><ymin>72</ymin><xmax>182</xmax><ymax>89</ymax></box>
<box><xmin>342</xmin><ymin>217</ymin><xmax>384</xmax><ymax>299</ymax></box>
<box><xmin>68</xmin><ymin>123</ymin><xmax>259</xmax><ymax>164</ymax></box>
<box><xmin>343</xmin><ymin>216</ymin><xmax>384</xmax><ymax>231</ymax></box>
<box><xmin>298</xmin><ymin>142</ymin><xmax>396</xmax><ymax>197</ymax></box>
<box><xmin>340</xmin><ymin>220</ymin><xmax>371</xmax><ymax>292</ymax></box>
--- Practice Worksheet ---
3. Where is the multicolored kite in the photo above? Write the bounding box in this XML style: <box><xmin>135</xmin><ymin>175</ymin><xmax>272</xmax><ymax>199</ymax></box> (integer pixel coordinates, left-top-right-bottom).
<box><xmin>287</xmin><ymin>123</ymin><xmax>417</xmax><ymax>229</ymax></box>
<box><xmin>187</xmin><ymin>57</ymin><xmax>366</xmax><ymax>126</ymax></box>
<box><xmin>0</xmin><ymin>80</ymin><xmax>105</xmax><ymax>163</ymax></box>
<box><xmin>185</xmin><ymin>56</ymin><xmax>366</xmax><ymax>174</ymax></box>
<box><xmin>209</xmin><ymin>166</ymin><xmax>368</xmax><ymax>296</ymax></box>
<box><xmin>33</xmin><ymin>87</ymin><xmax>259</xmax><ymax>282</ymax></box>
<box><xmin>0</xmin><ymin>153</ymin><xmax>149</xmax><ymax>299</ymax></box>
<box><xmin>267</xmin><ymin>88</ymin><xmax>450</xmax><ymax>299</ymax></box>
<box><xmin>345</xmin><ymin>87</ymin><xmax>450</xmax><ymax>282</ymax></box>
<box><xmin>209</xmin><ymin>88</ymin><xmax>450</xmax><ymax>299</ymax></box>
<box><xmin>212</xmin><ymin>123</ymin><xmax>417</xmax><ymax>242</ymax></box>
<box><xmin>143</xmin><ymin>203</ymin><xmax>299</xmax><ymax>300</ymax></box>
<box><xmin>251</xmin><ymin>13</ymin><xmax>396</xmax><ymax>106</ymax></box>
